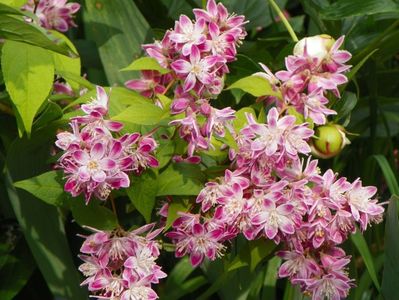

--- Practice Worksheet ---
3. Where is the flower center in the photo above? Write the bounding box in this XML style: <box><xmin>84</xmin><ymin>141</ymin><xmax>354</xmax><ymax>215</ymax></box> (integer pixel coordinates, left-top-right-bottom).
<box><xmin>192</xmin><ymin>64</ymin><xmax>202</xmax><ymax>75</ymax></box>
<box><xmin>87</xmin><ymin>160</ymin><xmax>99</xmax><ymax>171</ymax></box>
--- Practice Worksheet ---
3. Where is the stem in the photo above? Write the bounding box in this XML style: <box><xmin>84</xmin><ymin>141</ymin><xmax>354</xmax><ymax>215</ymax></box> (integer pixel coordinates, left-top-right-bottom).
<box><xmin>162</xmin><ymin>79</ymin><xmax>176</xmax><ymax>95</ymax></box>
<box><xmin>109</xmin><ymin>194</ymin><xmax>119</xmax><ymax>224</ymax></box>
<box><xmin>144</xmin><ymin>125</ymin><xmax>161</xmax><ymax>137</ymax></box>
<box><xmin>268</xmin><ymin>0</ymin><xmax>298</xmax><ymax>42</ymax></box>
<box><xmin>33</xmin><ymin>0</ymin><xmax>39</xmax><ymax>14</ymax></box>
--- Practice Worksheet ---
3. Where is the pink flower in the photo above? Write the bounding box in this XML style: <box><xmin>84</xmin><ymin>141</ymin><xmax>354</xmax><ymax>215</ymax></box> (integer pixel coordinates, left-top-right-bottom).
<box><xmin>169</xmin><ymin>109</ymin><xmax>208</xmax><ymax>156</ymax></box>
<box><xmin>169</xmin><ymin>15</ymin><xmax>207</xmax><ymax>56</ymax></box>
<box><xmin>125</xmin><ymin>71</ymin><xmax>167</xmax><ymax>98</ymax></box>
<box><xmin>55</xmin><ymin>121</ymin><xmax>83</xmax><ymax>150</ymax></box>
<box><xmin>252</xmin><ymin>198</ymin><xmax>295</xmax><ymax>240</ymax></box>
<box><xmin>193</xmin><ymin>0</ymin><xmax>247</xmax><ymax>33</ymax></box>
<box><xmin>324</xmin><ymin>36</ymin><xmax>352</xmax><ymax>73</ymax></box>
<box><xmin>298</xmin><ymin>89</ymin><xmax>337</xmax><ymax>125</ymax></box>
<box><xmin>345</xmin><ymin>179</ymin><xmax>384</xmax><ymax>230</ymax></box>
<box><xmin>305</xmin><ymin>254</ymin><xmax>352</xmax><ymax>300</ymax></box>
<box><xmin>81</xmin><ymin>86</ymin><xmax>109</xmax><ymax>116</ymax></box>
<box><xmin>120</xmin><ymin>279</ymin><xmax>159</xmax><ymax>300</ymax></box>
<box><xmin>206</xmin><ymin>22</ymin><xmax>239</xmax><ymax>60</ymax></box>
<box><xmin>244</xmin><ymin>108</ymin><xmax>296</xmax><ymax>156</ymax></box>
<box><xmin>124</xmin><ymin>247</ymin><xmax>167</xmax><ymax>284</ymax></box>
<box><xmin>120</xmin><ymin>134</ymin><xmax>159</xmax><ymax>173</ymax></box>
<box><xmin>283</xmin><ymin>122</ymin><xmax>314</xmax><ymax>157</ymax></box>
<box><xmin>171</xmin><ymin>45</ymin><xmax>225</xmax><ymax>92</ymax></box>
<box><xmin>277</xmin><ymin>250</ymin><xmax>319</xmax><ymax>279</ymax></box>
<box><xmin>196</xmin><ymin>181</ymin><xmax>223</xmax><ymax>212</ymax></box>
<box><xmin>79</xmin><ymin>225</ymin><xmax>165</xmax><ymax>299</ymax></box>
<box><xmin>73</xmin><ymin>143</ymin><xmax>117</xmax><ymax>183</ymax></box>
<box><xmin>167</xmin><ymin>217</ymin><xmax>225</xmax><ymax>267</ymax></box>
<box><xmin>203</xmin><ymin>106</ymin><xmax>235</xmax><ymax>138</ymax></box>
<box><xmin>214</xmin><ymin>183</ymin><xmax>245</xmax><ymax>224</ymax></box>
<box><xmin>23</xmin><ymin>0</ymin><xmax>80</xmax><ymax>32</ymax></box>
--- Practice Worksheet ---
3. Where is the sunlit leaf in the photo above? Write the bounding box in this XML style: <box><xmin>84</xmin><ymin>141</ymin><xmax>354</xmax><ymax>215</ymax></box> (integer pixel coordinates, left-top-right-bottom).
<box><xmin>126</xmin><ymin>171</ymin><xmax>158</xmax><ymax>223</ymax></box>
<box><xmin>2</xmin><ymin>41</ymin><xmax>54</xmax><ymax>134</ymax></box>
<box><xmin>121</xmin><ymin>57</ymin><xmax>170</xmax><ymax>74</ymax></box>
<box><xmin>14</xmin><ymin>171</ymin><xmax>65</xmax><ymax>206</ymax></box>
<box><xmin>227</xmin><ymin>75</ymin><xmax>280</xmax><ymax>98</ymax></box>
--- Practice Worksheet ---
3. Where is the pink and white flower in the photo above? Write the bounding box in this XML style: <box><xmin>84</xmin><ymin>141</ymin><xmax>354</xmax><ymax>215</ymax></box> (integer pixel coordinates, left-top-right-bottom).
<box><xmin>23</xmin><ymin>0</ymin><xmax>80</xmax><ymax>32</ymax></box>
<box><xmin>171</xmin><ymin>45</ymin><xmax>225</xmax><ymax>92</ymax></box>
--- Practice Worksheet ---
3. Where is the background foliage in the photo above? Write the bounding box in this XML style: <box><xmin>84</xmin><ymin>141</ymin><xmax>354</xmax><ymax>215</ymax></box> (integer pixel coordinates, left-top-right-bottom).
<box><xmin>0</xmin><ymin>0</ymin><xmax>399</xmax><ymax>299</ymax></box>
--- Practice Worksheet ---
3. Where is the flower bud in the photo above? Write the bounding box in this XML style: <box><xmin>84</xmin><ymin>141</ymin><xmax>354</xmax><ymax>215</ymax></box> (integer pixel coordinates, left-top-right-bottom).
<box><xmin>311</xmin><ymin>124</ymin><xmax>349</xmax><ymax>158</ymax></box>
<box><xmin>293</xmin><ymin>35</ymin><xmax>335</xmax><ymax>62</ymax></box>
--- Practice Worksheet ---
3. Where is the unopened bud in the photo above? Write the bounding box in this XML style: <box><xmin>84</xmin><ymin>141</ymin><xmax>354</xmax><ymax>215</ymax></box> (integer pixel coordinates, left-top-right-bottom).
<box><xmin>311</xmin><ymin>124</ymin><xmax>350</xmax><ymax>159</ymax></box>
<box><xmin>293</xmin><ymin>35</ymin><xmax>335</xmax><ymax>62</ymax></box>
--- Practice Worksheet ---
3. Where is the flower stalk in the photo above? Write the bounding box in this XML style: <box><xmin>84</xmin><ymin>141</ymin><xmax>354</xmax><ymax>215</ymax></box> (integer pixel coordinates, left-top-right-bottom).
<box><xmin>268</xmin><ymin>0</ymin><xmax>299</xmax><ymax>42</ymax></box>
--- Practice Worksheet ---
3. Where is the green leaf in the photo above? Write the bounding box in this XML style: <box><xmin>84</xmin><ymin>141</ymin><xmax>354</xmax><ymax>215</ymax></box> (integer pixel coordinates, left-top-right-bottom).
<box><xmin>222</xmin><ymin>0</ymin><xmax>288</xmax><ymax>30</ymax></box>
<box><xmin>163</xmin><ymin>256</ymin><xmax>208</xmax><ymax>300</ymax></box>
<box><xmin>157</xmin><ymin>163</ymin><xmax>205</xmax><ymax>196</ymax></box>
<box><xmin>354</xmin><ymin>254</ymin><xmax>384</xmax><ymax>300</ymax></box>
<box><xmin>234</xmin><ymin>107</ymin><xmax>256</xmax><ymax>131</ymax></box>
<box><xmin>70</xmin><ymin>199</ymin><xmax>118</xmax><ymax>231</ymax></box>
<box><xmin>381</xmin><ymin>195</ymin><xmax>399</xmax><ymax>299</ymax></box>
<box><xmin>5</xmin><ymin>126</ymin><xmax>86</xmax><ymax>299</ymax></box>
<box><xmin>156</xmin><ymin>93</ymin><xmax>172</xmax><ymax>109</ymax></box>
<box><xmin>351</xmin><ymin>230</ymin><xmax>381</xmax><ymax>291</ymax></box>
<box><xmin>348</xmin><ymin>49</ymin><xmax>378</xmax><ymax>81</ymax></box>
<box><xmin>63</xmin><ymin>86</ymin><xmax>137</xmax><ymax>112</ymax></box>
<box><xmin>56</xmin><ymin>70</ymin><xmax>95</xmax><ymax>91</ymax></box>
<box><xmin>33</xmin><ymin>101</ymin><xmax>63</xmax><ymax>130</ymax></box>
<box><xmin>249</xmin><ymin>239</ymin><xmax>276</xmax><ymax>271</ymax></box>
<box><xmin>320</xmin><ymin>0</ymin><xmax>399</xmax><ymax>20</ymax></box>
<box><xmin>164</xmin><ymin>275</ymin><xmax>207</xmax><ymax>300</ymax></box>
<box><xmin>2</xmin><ymin>40</ymin><xmax>54</xmax><ymax>134</ymax></box>
<box><xmin>282</xmin><ymin>281</ymin><xmax>302</xmax><ymax>300</ymax></box>
<box><xmin>126</xmin><ymin>171</ymin><xmax>158</xmax><ymax>223</ymax></box>
<box><xmin>156</xmin><ymin>139</ymin><xmax>175</xmax><ymax>169</ymax></box>
<box><xmin>261</xmin><ymin>256</ymin><xmax>281</xmax><ymax>300</ymax></box>
<box><xmin>112</xmin><ymin>98</ymin><xmax>166</xmax><ymax>125</ymax></box>
<box><xmin>165</xmin><ymin>257</ymin><xmax>196</xmax><ymax>290</ymax></box>
<box><xmin>373</xmin><ymin>154</ymin><xmax>399</xmax><ymax>195</ymax></box>
<box><xmin>197</xmin><ymin>271</ymin><xmax>233</xmax><ymax>300</ymax></box>
<box><xmin>83</xmin><ymin>0</ymin><xmax>152</xmax><ymax>85</ymax></box>
<box><xmin>227</xmin><ymin>75</ymin><xmax>280</xmax><ymax>98</ymax></box>
<box><xmin>0</xmin><ymin>1</ymin><xmax>24</xmax><ymax>13</ymax></box>
<box><xmin>333</xmin><ymin>91</ymin><xmax>358</xmax><ymax>126</ymax></box>
<box><xmin>14</xmin><ymin>171</ymin><xmax>65</xmax><ymax>206</ymax></box>
<box><xmin>287</xmin><ymin>106</ymin><xmax>305</xmax><ymax>124</ymax></box>
<box><xmin>51</xmin><ymin>31</ymin><xmax>81</xmax><ymax>90</ymax></box>
<box><xmin>0</xmin><ymin>239</ymin><xmax>36</xmax><ymax>300</ymax></box>
<box><xmin>0</xmin><ymin>7</ymin><xmax>78</xmax><ymax>57</ymax></box>
<box><xmin>122</xmin><ymin>57</ymin><xmax>170</xmax><ymax>74</ymax></box>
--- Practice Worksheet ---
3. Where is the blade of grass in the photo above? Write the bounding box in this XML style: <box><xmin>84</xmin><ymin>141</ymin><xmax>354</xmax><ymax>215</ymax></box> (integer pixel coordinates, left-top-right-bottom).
<box><xmin>351</xmin><ymin>230</ymin><xmax>381</xmax><ymax>291</ymax></box>
<box><xmin>373</xmin><ymin>154</ymin><xmax>399</xmax><ymax>195</ymax></box>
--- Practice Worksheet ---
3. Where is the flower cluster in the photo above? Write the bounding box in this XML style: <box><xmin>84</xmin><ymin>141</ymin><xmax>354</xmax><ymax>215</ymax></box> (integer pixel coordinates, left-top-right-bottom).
<box><xmin>126</xmin><ymin>0</ymin><xmax>246</xmax><ymax>158</ymax></box>
<box><xmin>256</xmin><ymin>35</ymin><xmax>351</xmax><ymax>125</ymax></box>
<box><xmin>22</xmin><ymin>0</ymin><xmax>80</xmax><ymax>32</ymax></box>
<box><xmin>78</xmin><ymin>224</ymin><xmax>166</xmax><ymax>300</ymax></box>
<box><xmin>167</xmin><ymin>36</ymin><xmax>385</xmax><ymax>299</ymax></box>
<box><xmin>55</xmin><ymin>86</ymin><xmax>158</xmax><ymax>203</ymax></box>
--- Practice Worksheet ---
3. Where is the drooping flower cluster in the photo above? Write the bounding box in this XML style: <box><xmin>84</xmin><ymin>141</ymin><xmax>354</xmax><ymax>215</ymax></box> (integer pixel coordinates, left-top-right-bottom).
<box><xmin>167</xmin><ymin>36</ymin><xmax>385</xmax><ymax>300</ymax></box>
<box><xmin>22</xmin><ymin>0</ymin><xmax>80</xmax><ymax>32</ymax></box>
<box><xmin>125</xmin><ymin>0</ymin><xmax>246</xmax><ymax>158</ymax></box>
<box><xmin>78</xmin><ymin>224</ymin><xmax>166</xmax><ymax>300</ymax></box>
<box><xmin>55</xmin><ymin>86</ymin><xmax>159</xmax><ymax>203</ymax></box>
